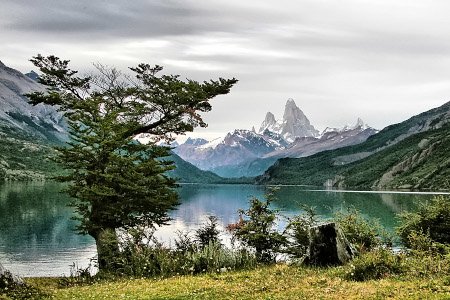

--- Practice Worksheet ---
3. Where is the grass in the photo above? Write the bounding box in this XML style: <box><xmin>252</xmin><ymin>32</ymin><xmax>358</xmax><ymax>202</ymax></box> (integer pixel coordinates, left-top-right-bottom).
<box><xmin>26</xmin><ymin>264</ymin><xmax>450</xmax><ymax>299</ymax></box>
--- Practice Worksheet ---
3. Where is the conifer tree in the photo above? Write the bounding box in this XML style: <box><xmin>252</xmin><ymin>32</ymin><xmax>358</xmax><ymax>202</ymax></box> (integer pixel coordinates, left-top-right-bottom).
<box><xmin>27</xmin><ymin>55</ymin><xmax>237</xmax><ymax>270</ymax></box>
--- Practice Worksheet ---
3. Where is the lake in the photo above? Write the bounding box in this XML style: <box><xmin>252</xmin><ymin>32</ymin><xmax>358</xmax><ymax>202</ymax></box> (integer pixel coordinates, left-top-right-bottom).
<box><xmin>0</xmin><ymin>182</ymin><xmax>447</xmax><ymax>277</ymax></box>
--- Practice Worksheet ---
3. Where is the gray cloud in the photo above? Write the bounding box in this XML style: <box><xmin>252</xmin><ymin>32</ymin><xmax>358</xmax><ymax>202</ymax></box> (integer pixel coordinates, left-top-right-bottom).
<box><xmin>1</xmin><ymin>0</ymin><xmax>450</xmax><ymax>138</ymax></box>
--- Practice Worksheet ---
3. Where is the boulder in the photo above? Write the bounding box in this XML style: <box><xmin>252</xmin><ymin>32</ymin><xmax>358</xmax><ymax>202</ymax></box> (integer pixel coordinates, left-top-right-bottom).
<box><xmin>303</xmin><ymin>222</ymin><xmax>356</xmax><ymax>266</ymax></box>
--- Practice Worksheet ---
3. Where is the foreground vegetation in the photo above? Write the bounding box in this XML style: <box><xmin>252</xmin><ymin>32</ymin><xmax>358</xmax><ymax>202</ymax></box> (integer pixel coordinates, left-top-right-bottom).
<box><xmin>23</xmin><ymin>263</ymin><xmax>450</xmax><ymax>300</ymax></box>
<box><xmin>2</xmin><ymin>195</ymin><xmax>450</xmax><ymax>299</ymax></box>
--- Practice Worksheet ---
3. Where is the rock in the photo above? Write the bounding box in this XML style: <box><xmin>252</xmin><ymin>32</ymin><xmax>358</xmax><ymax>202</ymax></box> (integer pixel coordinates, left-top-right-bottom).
<box><xmin>0</xmin><ymin>263</ymin><xmax>24</xmax><ymax>287</ymax></box>
<box><xmin>303</xmin><ymin>222</ymin><xmax>356</xmax><ymax>266</ymax></box>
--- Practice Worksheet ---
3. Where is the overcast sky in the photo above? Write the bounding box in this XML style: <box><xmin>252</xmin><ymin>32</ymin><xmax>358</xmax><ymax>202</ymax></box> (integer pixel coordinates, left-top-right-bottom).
<box><xmin>1</xmin><ymin>0</ymin><xmax>450</xmax><ymax>140</ymax></box>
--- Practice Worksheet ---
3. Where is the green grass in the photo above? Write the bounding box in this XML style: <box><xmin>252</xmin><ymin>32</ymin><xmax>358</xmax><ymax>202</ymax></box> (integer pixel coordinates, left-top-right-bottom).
<box><xmin>26</xmin><ymin>264</ymin><xmax>450</xmax><ymax>299</ymax></box>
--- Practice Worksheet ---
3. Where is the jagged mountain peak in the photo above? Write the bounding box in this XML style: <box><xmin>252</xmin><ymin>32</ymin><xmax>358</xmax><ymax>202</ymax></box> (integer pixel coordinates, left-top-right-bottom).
<box><xmin>259</xmin><ymin>98</ymin><xmax>319</xmax><ymax>142</ymax></box>
<box><xmin>356</xmin><ymin>117</ymin><xmax>364</xmax><ymax>127</ymax></box>
<box><xmin>321</xmin><ymin>118</ymin><xmax>374</xmax><ymax>136</ymax></box>
<box><xmin>25</xmin><ymin>70</ymin><xmax>40</xmax><ymax>82</ymax></box>
<box><xmin>184</xmin><ymin>137</ymin><xmax>208</xmax><ymax>146</ymax></box>
<box><xmin>259</xmin><ymin>111</ymin><xmax>276</xmax><ymax>133</ymax></box>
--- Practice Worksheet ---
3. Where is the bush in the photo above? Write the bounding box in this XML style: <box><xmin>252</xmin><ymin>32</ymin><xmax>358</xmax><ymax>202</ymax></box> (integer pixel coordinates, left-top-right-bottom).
<box><xmin>94</xmin><ymin>226</ymin><xmax>256</xmax><ymax>278</ymax></box>
<box><xmin>195</xmin><ymin>216</ymin><xmax>221</xmax><ymax>249</ymax></box>
<box><xmin>58</xmin><ymin>262</ymin><xmax>96</xmax><ymax>287</ymax></box>
<box><xmin>345</xmin><ymin>248</ymin><xmax>405</xmax><ymax>281</ymax></box>
<box><xmin>406</xmin><ymin>231</ymin><xmax>450</xmax><ymax>255</ymax></box>
<box><xmin>334</xmin><ymin>208</ymin><xmax>390</xmax><ymax>252</ymax></box>
<box><xmin>283</xmin><ymin>206</ymin><xmax>318</xmax><ymax>258</ymax></box>
<box><xmin>397</xmin><ymin>195</ymin><xmax>450</xmax><ymax>247</ymax></box>
<box><xmin>0</xmin><ymin>268</ymin><xmax>47</xmax><ymax>300</ymax></box>
<box><xmin>227</xmin><ymin>191</ymin><xmax>287</xmax><ymax>263</ymax></box>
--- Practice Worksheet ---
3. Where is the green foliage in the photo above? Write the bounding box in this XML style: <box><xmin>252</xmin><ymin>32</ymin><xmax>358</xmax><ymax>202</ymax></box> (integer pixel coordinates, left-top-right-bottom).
<box><xmin>334</xmin><ymin>208</ymin><xmax>390</xmax><ymax>252</ymax></box>
<box><xmin>26</xmin><ymin>55</ymin><xmax>237</xmax><ymax>271</ymax></box>
<box><xmin>283</xmin><ymin>206</ymin><xmax>318</xmax><ymax>258</ymax></box>
<box><xmin>345</xmin><ymin>248</ymin><xmax>405</xmax><ymax>281</ymax></box>
<box><xmin>227</xmin><ymin>191</ymin><xmax>287</xmax><ymax>263</ymax></box>
<box><xmin>406</xmin><ymin>231</ymin><xmax>450</xmax><ymax>255</ymax></box>
<box><xmin>0</xmin><ymin>269</ymin><xmax>47</xmax><ymax>300</ymax></box>
<box><xmin>91</xmin><ymin>227</ymin><xmax>256</xmax><ymax>278</ymax></box>
<box><xmin>57</xmin><ymin>263</ymin><xmax>96</xmax><ymax>288</ymax></box>
<box><xmin>397</xmin><ymin>195</ymin><xmax>450</xmax><ymax>247</ymax></box>
<box><xmin>195</xmin><ymin>216</ymin><xmax>221</xmax><ymax>249</ymax></box>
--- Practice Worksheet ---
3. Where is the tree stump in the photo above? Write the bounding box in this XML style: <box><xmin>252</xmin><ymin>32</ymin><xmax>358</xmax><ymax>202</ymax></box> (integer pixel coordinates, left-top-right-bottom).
<box><xmin>303</xmin><ymin>222</ymin><xmax>356</xmax><ymax>266</ymax></box>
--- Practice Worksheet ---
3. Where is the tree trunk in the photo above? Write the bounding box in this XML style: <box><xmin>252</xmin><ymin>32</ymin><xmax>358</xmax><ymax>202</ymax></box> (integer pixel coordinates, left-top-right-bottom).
<box><xmin>94</xmin><ymin>228</ymin><xmax>120</xmax><ymax>272</ymax></box>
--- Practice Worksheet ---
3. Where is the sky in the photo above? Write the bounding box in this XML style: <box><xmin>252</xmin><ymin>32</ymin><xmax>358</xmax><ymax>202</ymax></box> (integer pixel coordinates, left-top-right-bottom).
<box><xmin>1</xmin><ymin>0</ymin><xmax>450</xmax><ymax>141</ymax></box>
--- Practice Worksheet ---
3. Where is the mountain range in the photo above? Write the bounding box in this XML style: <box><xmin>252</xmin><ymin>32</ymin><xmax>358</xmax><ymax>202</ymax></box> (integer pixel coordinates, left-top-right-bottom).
<box><xmin>173</xmin><ymin>99</ymin><xmax>378</xmax><ymax>177</ymax></box>
<box><xmin>1</xmin><ymin>60</ymin><xmax>448</xmax><ymax>190</ymax></box>
<box><xmin>257</xmin><ymin>101</ymin><xmax>450</xmax><ymax>190</ymax></box>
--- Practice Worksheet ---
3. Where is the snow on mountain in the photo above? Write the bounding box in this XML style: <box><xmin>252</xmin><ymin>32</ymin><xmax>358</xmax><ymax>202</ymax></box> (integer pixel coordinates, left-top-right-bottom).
<box><xmin>320</xmin><ymin>118</ymin><xmax>372</xmax><ymax>137</ymax></box>
<box><xmin>173</xmin><ymin>129</ymin><xmax>286</xmax><ymax>172</ymax></box>
<box><xmin>173</xmin><ymin>98</ymin><xmax>378</xmax><ymax>178</ymax></box>
<box><xmin>258</xmin><ymin>98</ymin><xmax>319</xmax><ymax>142</ymax></box>
<box><xmin>184</xmin><ymin>137</ymin><xmax>209</xmax><ymax>147</ymax></box>
<box><xmin>266</xmin><ymin>124</ymin><xmax>378</xmax><ymax>159</ymax></box>
<box><xmin>0</xmin><ymin>60</ymin><xmax>67</xmax><ymax>142</ymax></box>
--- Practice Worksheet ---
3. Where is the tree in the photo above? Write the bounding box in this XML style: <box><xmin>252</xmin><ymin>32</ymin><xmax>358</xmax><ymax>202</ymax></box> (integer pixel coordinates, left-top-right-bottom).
<box><xmin>227</xmin><ymin>191</ymin><xmax>287</xmax><ymax>263</ymax></box>
<box><xmin>26</xmin><ymin>55</ymin><xmax>237</xmax><ymax>271</ymax></box>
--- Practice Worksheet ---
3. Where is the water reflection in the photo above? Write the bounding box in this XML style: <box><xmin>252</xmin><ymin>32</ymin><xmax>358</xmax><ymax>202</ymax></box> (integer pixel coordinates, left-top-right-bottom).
<box><xmin>0</xmin><ymin>182</ymin><xmax>93</xmax><ymax>276</ymax></box>
<box><xmin>0</xmin><ymin>182</ymin><xmax>439</xmax><ymax>277</ymax></box>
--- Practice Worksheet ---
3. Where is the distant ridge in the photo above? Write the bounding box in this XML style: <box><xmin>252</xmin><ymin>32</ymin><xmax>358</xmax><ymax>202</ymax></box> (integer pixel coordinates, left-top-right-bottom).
<box><xmin>256</xmin><ymin>101</ymin><xmax>450</xmax><ymax>190</ymax></box>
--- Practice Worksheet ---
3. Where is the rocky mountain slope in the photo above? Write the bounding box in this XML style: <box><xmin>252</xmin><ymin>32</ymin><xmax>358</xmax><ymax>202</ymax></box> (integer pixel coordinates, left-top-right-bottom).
<box><xmin>0</xmin><ymin>60</ymin><xmax>66</xmax><ymax>142</ymax></box>
<box><xmin>0</xmin><ymin>60</ymin><xmax>66</xmax><ymax>180</ymax></box>
<box><xmin>174</xmin><ymin>99</ymin><xmax>377</xmax><ymax>178</ymax></box>
<box><xmin>256</xmin><ymin>101</ymin><xmax>450</xmax><ymax>190</ymax></box>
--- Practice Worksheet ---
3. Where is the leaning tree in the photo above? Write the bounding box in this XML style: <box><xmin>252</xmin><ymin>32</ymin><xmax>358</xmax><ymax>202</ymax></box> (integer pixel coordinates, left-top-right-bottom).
<box><xmin>26</xmin><ymin>55</ymin><xmax>237</xmax><ymax>270</ymax></box>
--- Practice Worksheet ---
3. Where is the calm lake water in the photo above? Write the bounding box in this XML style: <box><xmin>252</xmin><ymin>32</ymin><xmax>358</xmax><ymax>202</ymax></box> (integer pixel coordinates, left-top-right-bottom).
<box><xmin>0</xmin><ymin>182</ymin><xmax>447</xmax><ymax>277</ymax></box>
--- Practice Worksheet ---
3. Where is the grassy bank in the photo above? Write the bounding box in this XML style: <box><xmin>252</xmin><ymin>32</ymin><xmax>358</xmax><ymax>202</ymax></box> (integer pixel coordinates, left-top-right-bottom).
<box><xmin>26</xmin><ymin>264</ymin><xmax>450</xmax><ymax>299</ymax></box>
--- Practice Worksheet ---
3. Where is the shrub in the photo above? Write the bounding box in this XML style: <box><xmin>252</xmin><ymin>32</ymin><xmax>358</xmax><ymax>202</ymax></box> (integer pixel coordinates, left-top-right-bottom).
<box><xmin>92</xmin><ymin>226</ymin><xmax>257</xmax><ymax>278</ymax></box>
<box><xmin>58</xmin><ymin>262</ymin><xmax>96</xmax><ymax>287</ymax></box>
<box><xmin>334</xmin><ymin>208</ymin><xmax>390</xmax><ymax>252</ymax></box>
<box><xmin>283</xmin><ymin>206</ymin><xmax>318</xmax><ymax>258</ymax></box>
<box><xmin>0</xmin><ymin>268</ymin><xmax>47</xmax><ymax>300</ymax></box>
<box><xmin>195</xmin><ymin>216</ymin><xmax>221</xmax><ymax>249</ymax></box>
<box><xmin>406</xmin><ymin>231</ymin><xmax>450</xmax><ymax>255</ymax></box>
<box><xmin>174</xmin><ymin>230</ymin><xmax>197</xmax><ymax>254</ymax></box>
<box><xmin>345</xmin><ymin>248</ymin><xmax>405</xmax><ymax>281</ymax></box>
<box><xmin>227</xmin><ymin>191</ymin><xmax>287</xmax><ymax>263</ymax></box>
<box><xmin>397</xmin><ymin>195</ymin><xmax>450</xmax><ymax>247</ymax></box>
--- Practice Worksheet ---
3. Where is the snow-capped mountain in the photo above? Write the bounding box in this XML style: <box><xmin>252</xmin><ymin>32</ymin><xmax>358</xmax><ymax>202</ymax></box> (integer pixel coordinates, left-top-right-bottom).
<box><xmin>173</xmin><ymin>129</ymin><xmax>288</xmax><ymax>172</ymax></box>
<box><xmin>265</xmin><ymin>118</ymin><xmax>378</xmax><ymax>159</ymax></box>
<box><xmin>0</xmin><ymin>60</ymin><xmax>67</xmax><ymax>142</ymax></box>
<box><xmin>320</xmin><ymin>118</ymin><xmax>369</xmax><ymax>136</ymax></box>
<box><xmin>259</xmin><ymin>98</ymin><xmax>319</xmax><ymax>142</ymax></box>
<box><xmin>174</xmin><ymin>99</ymin><xmax>378</xmax><ymax>178</ymax></box>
